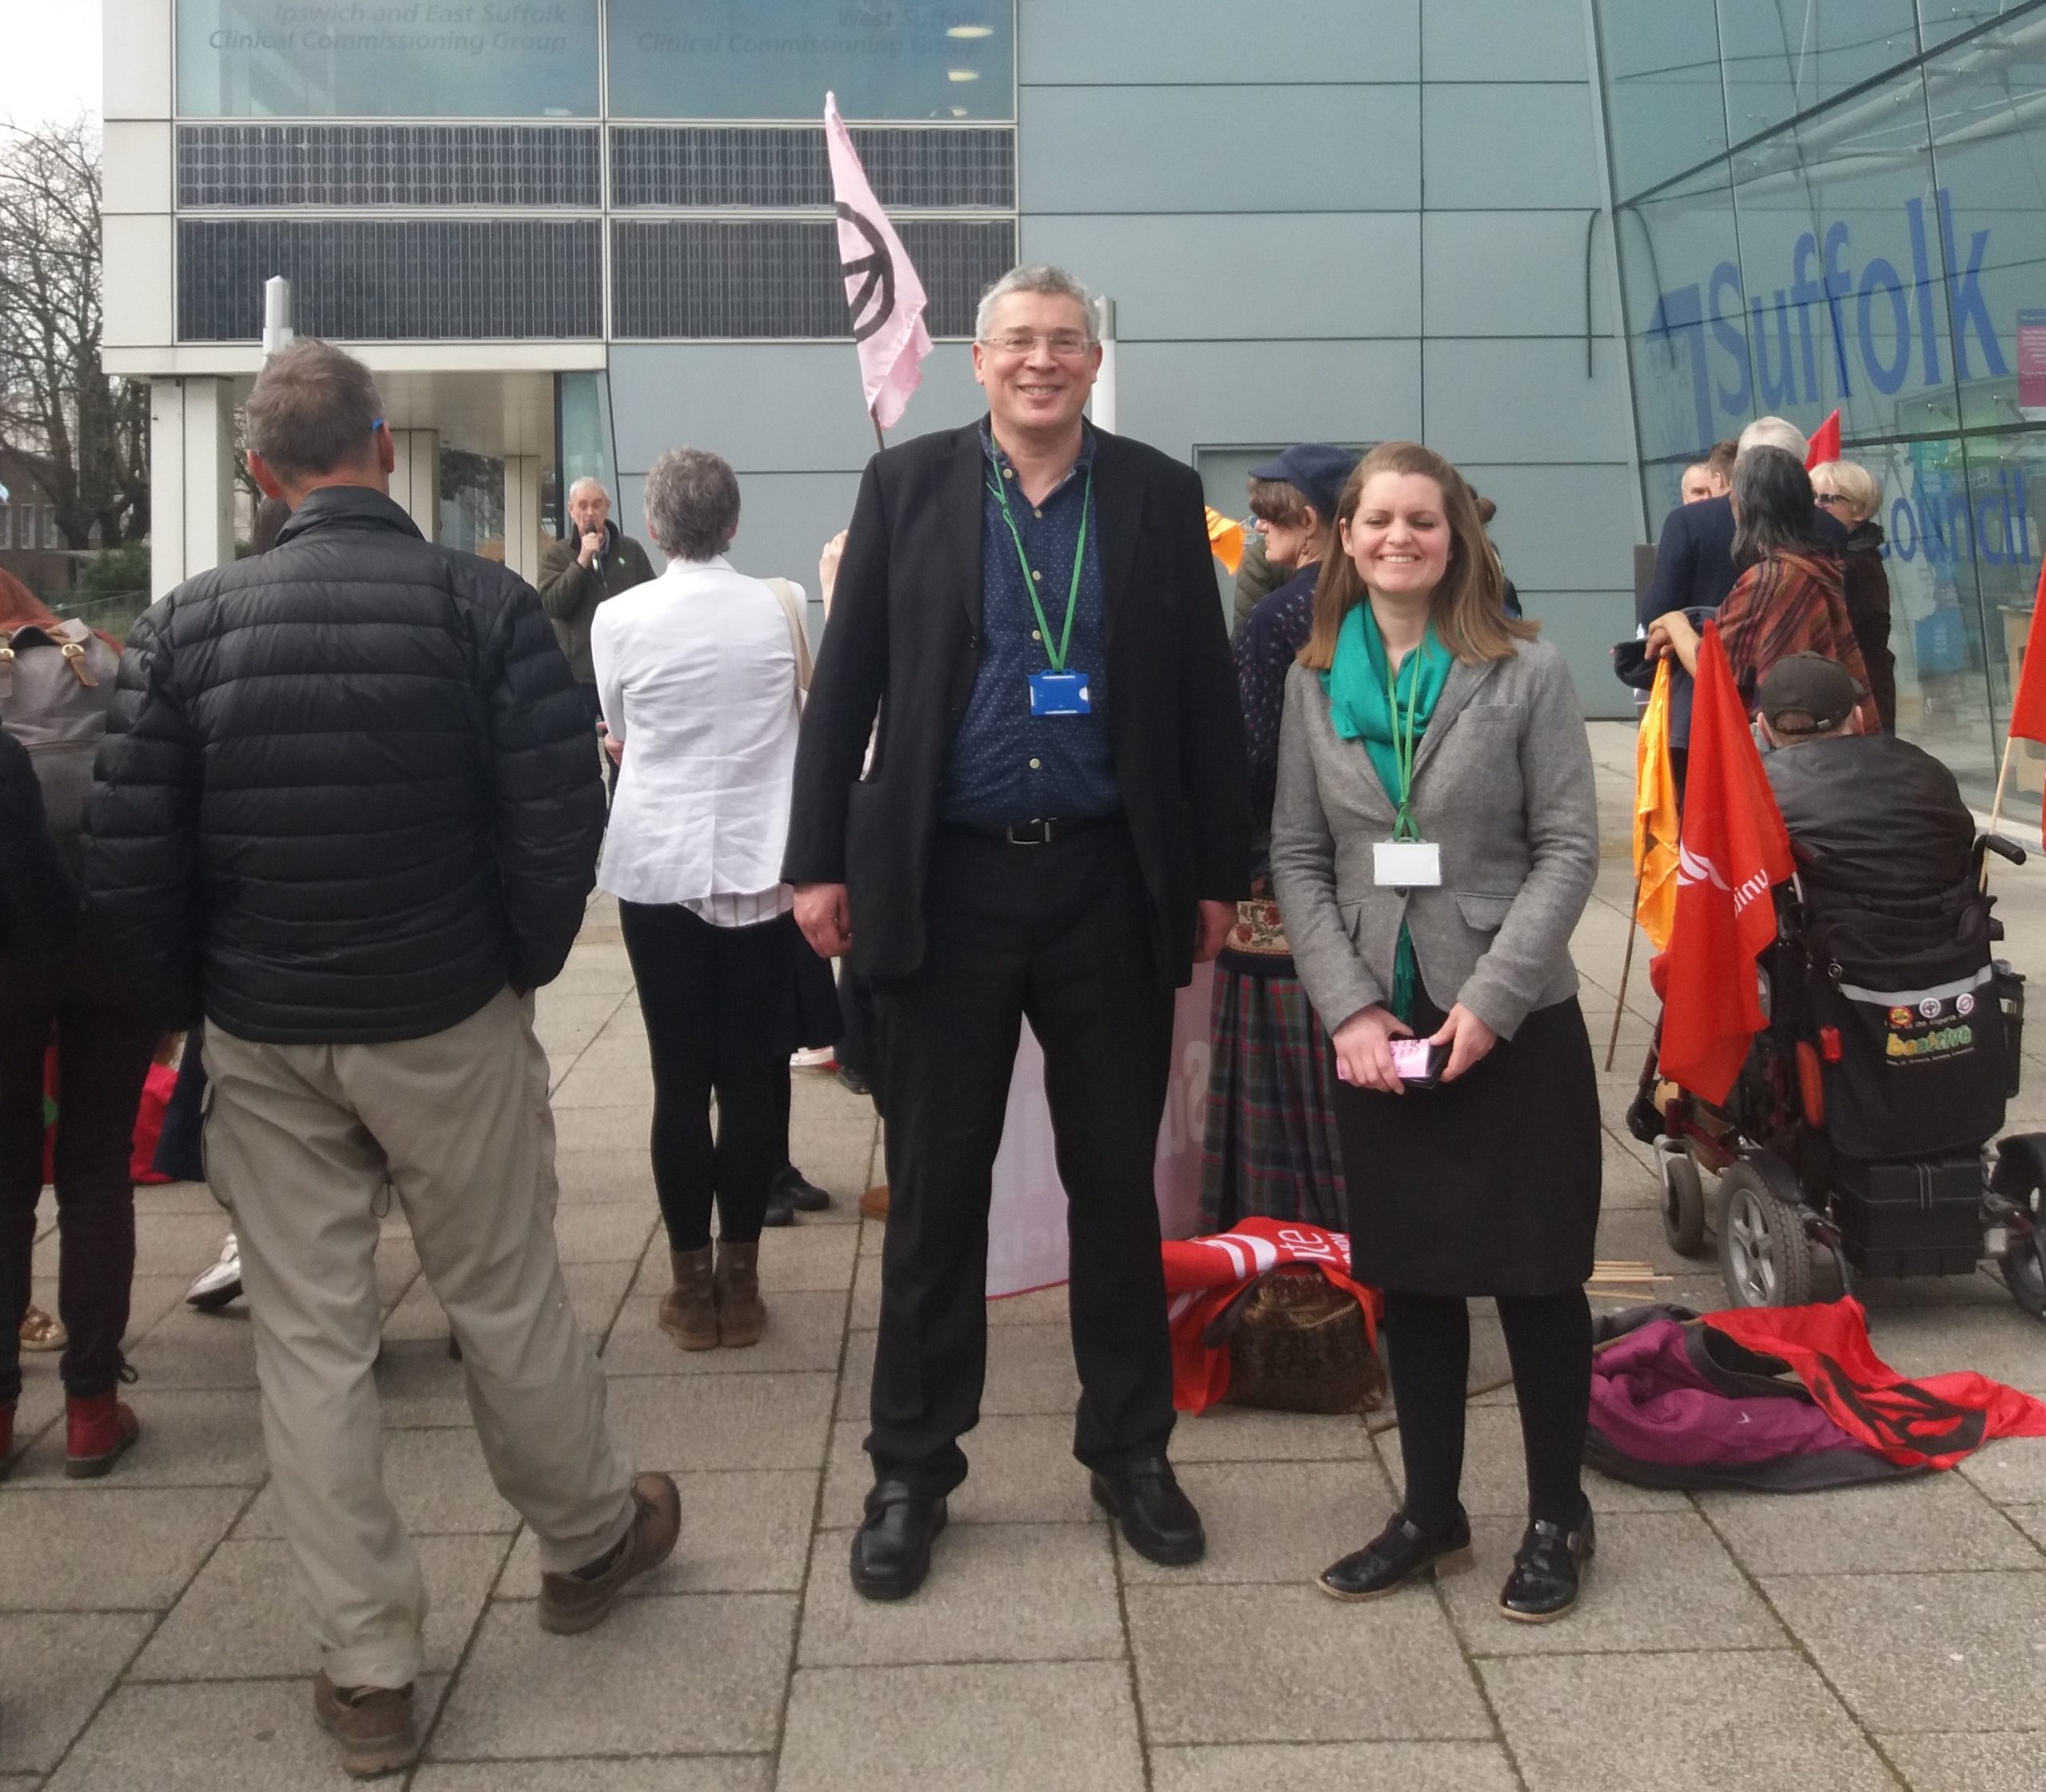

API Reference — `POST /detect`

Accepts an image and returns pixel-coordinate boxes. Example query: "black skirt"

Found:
[1331,988,1600,1298]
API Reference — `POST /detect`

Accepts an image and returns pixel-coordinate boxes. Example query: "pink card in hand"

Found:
[1389,1038,1433,1080]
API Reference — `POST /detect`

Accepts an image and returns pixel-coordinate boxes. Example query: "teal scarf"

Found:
[1320,604,1451,1024]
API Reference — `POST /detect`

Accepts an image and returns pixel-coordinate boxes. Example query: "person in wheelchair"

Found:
[1755,653,1973,903]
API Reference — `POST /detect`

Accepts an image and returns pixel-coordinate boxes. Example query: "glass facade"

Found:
[1592,0,2046,812]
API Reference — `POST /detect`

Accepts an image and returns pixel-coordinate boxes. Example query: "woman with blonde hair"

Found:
[1271,441,1602,1620]
[1809,458,1895,731]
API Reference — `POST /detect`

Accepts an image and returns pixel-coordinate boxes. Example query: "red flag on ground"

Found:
[1655,622,1794,1103]
[1804,408,1841,469]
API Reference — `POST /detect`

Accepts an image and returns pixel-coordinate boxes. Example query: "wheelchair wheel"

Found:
[1992,1138,2046,1320]
[1716,1161,1813,1308]
[1656,1140,1709,1257]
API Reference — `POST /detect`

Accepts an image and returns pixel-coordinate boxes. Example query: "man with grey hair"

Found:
[82,339,678,1778]
[786,264,1252,1599]
[539,475,656,728]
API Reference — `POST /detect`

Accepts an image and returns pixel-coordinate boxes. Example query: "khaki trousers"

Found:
[204,987,635,1689]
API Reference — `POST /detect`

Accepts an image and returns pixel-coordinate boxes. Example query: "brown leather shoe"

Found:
[658,1247,718,1352]
[537,1471,682,1635]
[65,1392,139,1479]
[715,1240,765,1348]
[859,1183,890,1221]
[312,1671,416,1779]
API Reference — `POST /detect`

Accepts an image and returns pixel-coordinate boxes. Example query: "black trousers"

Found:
[868,822,1176,1494]
[0,957,158,1405]
[1381,1286,1594,1530]
[619,902,797,1252]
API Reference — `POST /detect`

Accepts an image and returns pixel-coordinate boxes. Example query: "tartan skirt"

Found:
[1198,953,1347,1233]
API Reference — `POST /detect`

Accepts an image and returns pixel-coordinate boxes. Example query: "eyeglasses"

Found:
[978,330,1095,358]
[1813,491,1848,508]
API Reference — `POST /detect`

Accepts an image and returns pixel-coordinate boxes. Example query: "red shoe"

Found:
[66,1392,140,1479]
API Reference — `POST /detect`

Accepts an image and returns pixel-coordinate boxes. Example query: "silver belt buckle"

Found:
[1005,818,1053,846]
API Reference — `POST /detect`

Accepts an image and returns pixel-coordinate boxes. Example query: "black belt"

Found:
[945,814,1116,847]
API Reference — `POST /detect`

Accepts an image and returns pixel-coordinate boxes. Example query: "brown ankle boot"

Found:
[715,1240,765,1348]
[658,1248,718,1352]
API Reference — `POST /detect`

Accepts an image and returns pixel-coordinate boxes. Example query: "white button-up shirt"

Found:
[591,554,802,921]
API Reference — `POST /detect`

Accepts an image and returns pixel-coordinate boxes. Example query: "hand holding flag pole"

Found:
[825,93,933,453]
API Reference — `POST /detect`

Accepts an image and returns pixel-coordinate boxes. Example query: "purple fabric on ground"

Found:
[1590,1318,1870,1467]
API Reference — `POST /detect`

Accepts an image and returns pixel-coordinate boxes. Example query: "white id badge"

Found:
[1372,840,1443,887]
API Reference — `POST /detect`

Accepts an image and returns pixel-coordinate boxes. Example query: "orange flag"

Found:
[1804,409,1841,469]
[1656,623,1794,1104]
[1205,508,1246,576]
[1634,659,1680,951]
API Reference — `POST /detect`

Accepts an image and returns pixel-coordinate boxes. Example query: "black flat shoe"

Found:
[1319,1509,1474,1601]
[850,1480,947,1601]
[1499,1510,1595,1623]
[774,1167,832,1213]
[761,1191,796,1227]
[1090,1458,1205,1566]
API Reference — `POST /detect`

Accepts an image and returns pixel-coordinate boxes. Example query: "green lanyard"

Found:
[1385,643,1426,842]
[987,462,1093,674]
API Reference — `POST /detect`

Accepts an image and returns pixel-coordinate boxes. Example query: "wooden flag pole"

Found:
[1602,876,1644,1072]
[1984,731,2018,891]
[869,408,886,454]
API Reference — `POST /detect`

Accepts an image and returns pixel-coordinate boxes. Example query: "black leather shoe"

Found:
[774,1166,832,1213]
[849,1480,947,1601]
[1319,1509,1474,1601]
[1499,1510,1594,1623]
[1089,1458,1205,1566]
[761,1190,796,1227]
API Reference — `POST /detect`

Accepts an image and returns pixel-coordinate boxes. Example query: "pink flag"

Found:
[825,92,933,432]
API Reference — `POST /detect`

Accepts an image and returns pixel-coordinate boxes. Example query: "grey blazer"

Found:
[1270,636,1599,1041]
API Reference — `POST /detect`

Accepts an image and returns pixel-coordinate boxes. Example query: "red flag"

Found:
[1656,623,1794,1103]
[1803,408,1841,469]
[2005,557,2046,744]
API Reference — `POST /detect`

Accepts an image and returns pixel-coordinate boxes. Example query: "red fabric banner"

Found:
[1655,622,1793,1103]
[2003,558,2046,748]
[1803,408,1841,469]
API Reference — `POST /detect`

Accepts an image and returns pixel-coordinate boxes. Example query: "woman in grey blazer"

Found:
[1271,441,1602,1622]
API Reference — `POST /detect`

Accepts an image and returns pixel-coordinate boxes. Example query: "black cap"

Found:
[1246,444,1358,524]
[1755,652,1861,734]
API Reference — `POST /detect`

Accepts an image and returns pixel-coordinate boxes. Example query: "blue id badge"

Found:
[1029,671,1093,716]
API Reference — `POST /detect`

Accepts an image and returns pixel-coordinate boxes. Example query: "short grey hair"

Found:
[567,476,608,503]
[642,448,740,561]
[1737,414,1807,463]
[243,340,384,481]
[974,264,1097,343]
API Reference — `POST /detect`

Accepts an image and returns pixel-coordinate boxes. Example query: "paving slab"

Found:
[0,1485,245,1610]
[125,1299,261,1389]
[749,1221,859,1292]
[1374,1404,1690,1518]
[129,1532,510,1681]
[820,1413,1101,1527]
[1118,1459,1384,1587]
[553,1147,659,1202]
[1957,1435,2046,1506]
[1763,1570,2046,1733]
[1483,1640,1893,1790]
[1439,1511,1786,1656]
[605,1372,835,1472]
[551,1202,660,1264]
[798,1520,1121,1666]
[497,1469,818,1598]
[414,1762,770,1792]
[1698,1472,2042,1575]
[1169,1403,1374,1463]
[1150,1740,1520,1792]
[234,1424,519,1539]
[776,1662,1145,1792]
[427,1594,794,1759]
[1125,1582,1491,1744]
[2005,1503,2046,1551]
[1879,1731,2046,1791]
[43,1675,448,1791]
[0,1611,153,1774]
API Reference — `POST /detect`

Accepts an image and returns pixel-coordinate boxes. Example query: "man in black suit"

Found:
[786,263,1251,1599]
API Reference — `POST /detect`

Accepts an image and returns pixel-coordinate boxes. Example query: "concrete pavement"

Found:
[6,721,2046,1790]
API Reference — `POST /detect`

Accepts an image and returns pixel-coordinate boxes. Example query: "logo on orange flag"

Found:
[1656,622,1794,1105]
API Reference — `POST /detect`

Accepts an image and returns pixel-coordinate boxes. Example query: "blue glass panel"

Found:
[177,0,600,117]
[607,1,1014,121]
[1920,1,2039,52]
[1715,0,1918,145]
[1593,0,1730,200]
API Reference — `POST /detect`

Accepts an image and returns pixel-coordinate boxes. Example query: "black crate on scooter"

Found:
[1832,1155,1984,1278]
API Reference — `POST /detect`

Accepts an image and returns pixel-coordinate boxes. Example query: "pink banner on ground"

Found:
[985,975,1214,1298]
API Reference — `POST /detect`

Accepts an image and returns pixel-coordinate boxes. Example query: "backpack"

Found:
[0,618,121,879]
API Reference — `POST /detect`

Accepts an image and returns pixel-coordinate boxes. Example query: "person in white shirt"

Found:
[591,448,804,1352]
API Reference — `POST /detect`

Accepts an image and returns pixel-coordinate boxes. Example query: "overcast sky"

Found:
[1,11,102,133]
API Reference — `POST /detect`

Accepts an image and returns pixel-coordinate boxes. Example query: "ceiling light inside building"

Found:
[948,69,981,82]
[948,25,994,38]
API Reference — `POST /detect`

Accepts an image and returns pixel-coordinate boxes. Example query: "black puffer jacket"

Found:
[82,488,604,1042]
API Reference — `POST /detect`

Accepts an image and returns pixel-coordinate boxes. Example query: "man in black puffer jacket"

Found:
[82,341,678,1778]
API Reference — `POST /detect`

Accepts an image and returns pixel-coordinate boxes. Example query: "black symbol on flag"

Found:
[836,202,896,343]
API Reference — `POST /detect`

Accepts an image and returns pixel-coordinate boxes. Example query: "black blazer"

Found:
[783,421,1252,988]
[1638,493,1849,627]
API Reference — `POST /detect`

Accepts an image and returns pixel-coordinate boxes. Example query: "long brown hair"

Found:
[1298,441,1538,670]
